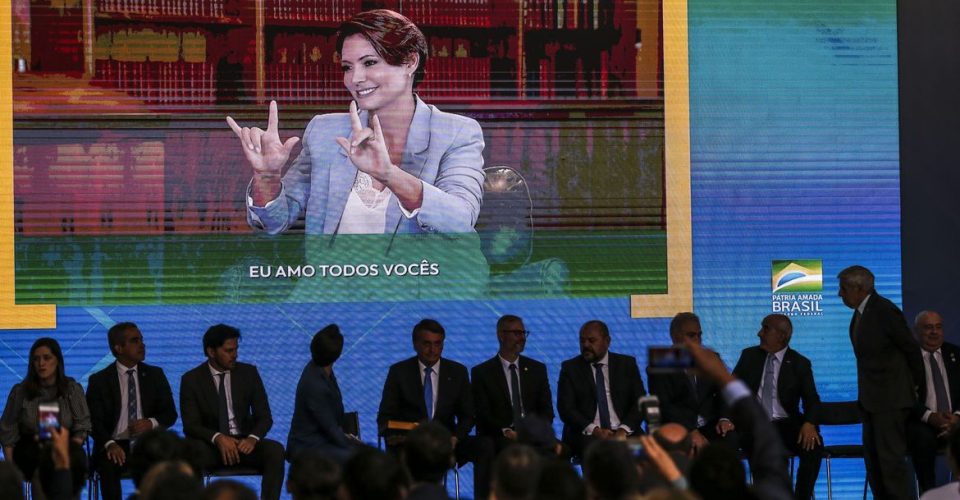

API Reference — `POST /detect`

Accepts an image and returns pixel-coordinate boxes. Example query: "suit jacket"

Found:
[732,346,821,424]
[86,361,178,451]
[471,355,554,438]
[850,292,924,413]
[286,362,351,463]
[377,357,474,441]
[557,352,646,444]
[247,95,485,235]
[647,359,725,431]
[180,361,274,443]
[726,390,793,500]
[916,341,960,418]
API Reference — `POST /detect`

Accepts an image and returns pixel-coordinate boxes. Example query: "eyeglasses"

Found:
[501,329,531,338]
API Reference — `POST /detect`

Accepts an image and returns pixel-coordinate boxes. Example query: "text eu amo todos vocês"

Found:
[248,261,441,279]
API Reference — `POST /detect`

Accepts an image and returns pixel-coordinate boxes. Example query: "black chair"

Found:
[818,401,867,500]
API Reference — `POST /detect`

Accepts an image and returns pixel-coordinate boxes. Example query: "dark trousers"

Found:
[907,418,946,493]
[93,440,131,500]
[193,436,285,500]
[862,408,911,500]
[774,417,822,500]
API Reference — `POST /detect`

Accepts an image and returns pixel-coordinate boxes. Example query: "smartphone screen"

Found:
[37,403,60,441]
[647,345,694,373]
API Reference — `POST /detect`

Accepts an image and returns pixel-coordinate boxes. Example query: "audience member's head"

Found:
[343,446,408,500]
[655,423,693,457]
[689,444,754,500]
[311,324,345,367]
[492,444,543,500]
[201,479,259,500]
[583,440,640,500]
[128,430,200,488]
[533,457,585,500]
[0,461,24,499]
[140,460,202,500]
[403,421,453,485]
[287,451,342,500]
[948,426,960,475]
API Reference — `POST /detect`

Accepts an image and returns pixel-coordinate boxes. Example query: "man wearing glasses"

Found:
[471,314,554,498]
[557,319,647,459]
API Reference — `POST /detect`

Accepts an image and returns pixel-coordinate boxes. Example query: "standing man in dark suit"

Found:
[472,314,554,497]
[287,324,359,464]
[180,324,285,500]
[377,319,475,491]
[557,319,646,458]
[908,310,960,493]
[86,322,177,500]
[732,314,822,500]
[647,312,737,453]
[838,265,923,500]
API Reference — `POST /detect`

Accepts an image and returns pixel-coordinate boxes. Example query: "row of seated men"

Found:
[2,307,954,500]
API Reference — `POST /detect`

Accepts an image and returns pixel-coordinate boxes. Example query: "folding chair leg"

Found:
[453,467,460,500]
[826,457,832,500]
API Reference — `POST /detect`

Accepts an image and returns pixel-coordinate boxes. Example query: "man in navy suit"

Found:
[287,324,358,464]
[732,314,822,500]
[86,322,177,500]
[557,320,646,458]
[838,265,923,500]
[647,312,738,454]
[180,324,285,500]
[472,314,555,498]
[377,319,475,490]
[908,310,960,493]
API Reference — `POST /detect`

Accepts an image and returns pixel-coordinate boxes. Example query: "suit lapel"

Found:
[229,368,243,429]
[200,365,221,421]
[108,363,122,423]
[493,358,511,408]
[411,358,429,418]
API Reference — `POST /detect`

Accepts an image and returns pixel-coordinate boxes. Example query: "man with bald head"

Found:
[557,320,646,458]
[908,310,960,493]
[732,314,822,499]
[838,265,923,500]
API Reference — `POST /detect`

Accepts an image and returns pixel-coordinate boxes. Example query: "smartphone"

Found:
[37,403,60,441]
[647,345,694,373]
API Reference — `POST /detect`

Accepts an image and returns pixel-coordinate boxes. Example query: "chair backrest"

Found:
[817,401,861,426]
[344,411,360,439]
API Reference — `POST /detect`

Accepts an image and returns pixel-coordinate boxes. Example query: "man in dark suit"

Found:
[472,314,554,497]
[838,265,923,500]
[86,322,177,500]
[647,312,737,453]
[557,319,646,458]
[377,319,475,491]
[287,324,358,464]
[732,314,822,500]
[907,310,960,493]
[180,324,285,500]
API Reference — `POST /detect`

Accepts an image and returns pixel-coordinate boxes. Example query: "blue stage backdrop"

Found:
[3,0,899,498]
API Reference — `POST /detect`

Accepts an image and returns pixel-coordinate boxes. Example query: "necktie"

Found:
[929,352,950,413]
[761,353,777,418]
[509,364,523,427]
[126,369,138,431]
[594,363,612,429]
[424,366,434,420]
[217,372,230,434]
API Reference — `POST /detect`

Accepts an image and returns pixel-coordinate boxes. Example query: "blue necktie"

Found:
[594,363,612,429]
[424,366,434,420]
[126,369,138,431]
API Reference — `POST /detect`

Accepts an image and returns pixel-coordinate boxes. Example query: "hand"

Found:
[237,436,258,455]
[49,426,71,471]
[214,434,240,466]
[715,419,735,437]
[105,442,126,466]
[335,101,394,181]
[128,419,153,437]
[226,101,301,177]
[591,427,613,439]
[690,429,709,454]
[503,429,518,441]
[929,412,951,432]
[685,340,735,386]
[639,434,683,482]
[796,422,822,451]
[613,428,629,440]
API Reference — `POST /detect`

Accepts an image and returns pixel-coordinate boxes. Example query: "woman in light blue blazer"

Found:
[228,9,485,236]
